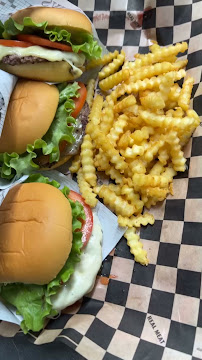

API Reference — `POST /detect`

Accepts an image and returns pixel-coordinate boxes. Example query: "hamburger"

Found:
[0,173,102,333]
[0,79,89,179]
[0,7,102,82]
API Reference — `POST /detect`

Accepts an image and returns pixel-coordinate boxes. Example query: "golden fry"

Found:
[129,61,180,82]
[130,126,154,144]
[99,50,125,80]
[86,79,96,109]
[139,110,196,130]
[129,159,147,175]
[133,42,188,68]
[149,161,165,175]
[99,68,129,91]
[107,114,128,147]
[105,166,125,184]
[100,106,115,134]
[140,186,168,200]
[119,212,155,228]
[81,134,97,186]
[77,168,98,208]
[88,123,128,173]
[94,150,109,171]
[117,130,132,149]
[124,228,149,265]
[114,95,136,113]
[133,173,169,190]
[165,131,186,172]
[144,136,165,162]
[69,154,81,173]
[140,91,165,110]
[87,94,103,127]
[158,146,170,165]
[86,50,119,70]
[178,77,194,111]
[121,184,144,213]
[99,185,135,217]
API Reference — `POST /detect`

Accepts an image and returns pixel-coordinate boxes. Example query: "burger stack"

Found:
[0,6,103,333]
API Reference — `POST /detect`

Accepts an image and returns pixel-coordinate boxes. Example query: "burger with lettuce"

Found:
[0,6,102,82]
[0,78,89,179]
[0,173,102,333]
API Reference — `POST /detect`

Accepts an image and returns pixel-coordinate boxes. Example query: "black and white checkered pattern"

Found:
[0,1,202,359]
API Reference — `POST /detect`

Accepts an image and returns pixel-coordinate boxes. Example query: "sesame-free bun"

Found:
[0,80,59,154]
[0,61,84,82]
[0,182,72,285]
[12,7,92,34]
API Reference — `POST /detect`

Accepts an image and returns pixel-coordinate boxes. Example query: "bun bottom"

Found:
[39,154,72,171]
[0,61,84,82]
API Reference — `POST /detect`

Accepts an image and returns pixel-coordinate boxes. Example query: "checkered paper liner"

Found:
[0,0,202,359]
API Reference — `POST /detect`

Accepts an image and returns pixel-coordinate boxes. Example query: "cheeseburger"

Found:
[0,174,102,333]
[0,79,89,179]
[0,7,102,82]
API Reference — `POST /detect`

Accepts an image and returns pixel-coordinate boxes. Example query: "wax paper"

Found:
[0,1,202,360]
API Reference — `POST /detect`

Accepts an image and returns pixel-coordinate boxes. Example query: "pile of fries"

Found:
[70,42,200,265]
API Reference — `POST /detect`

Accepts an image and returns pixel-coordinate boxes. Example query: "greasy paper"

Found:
[0,1,202,360]
[0,71,17,137]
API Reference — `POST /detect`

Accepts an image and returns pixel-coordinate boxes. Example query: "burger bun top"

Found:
[12,7,92,34]
[0,80,59,154]
[0,182,73,285]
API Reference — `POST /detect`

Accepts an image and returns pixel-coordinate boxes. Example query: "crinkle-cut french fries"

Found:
[99,68,130,91]
[81,134,97,187]
[133,42,188,68]
[118,212,155,228]
[105,166,125,184]
[86,50,119,70]
[88,123,128,173]
[107,114,128,147]
[128,61,187,83]
[75,42,200,266]
[77,168,98,208]
[139,110,197,130]
[178,76,194,111]
[140,186,169,200]
[114,95,136,113]
[87,94,103,126]
[69,154,81,173]
[100,106,114,134]
[98,185,135,217]
[140,91,165,110]
[106,69,186,105]
[86,79,96,109]
[165,131,186,172]
[149,161,165,175]
[133,173,170,190]
[124,228,149,266]
[99,50,125,80]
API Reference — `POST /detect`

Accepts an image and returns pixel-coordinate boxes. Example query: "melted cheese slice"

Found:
[0,45,85,77]
[51,213,103,311]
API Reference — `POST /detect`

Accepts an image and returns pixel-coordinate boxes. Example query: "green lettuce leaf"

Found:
[0,174,85,333]
[3,17,102,59]
[0,284,57,333]
[0,82,80,180]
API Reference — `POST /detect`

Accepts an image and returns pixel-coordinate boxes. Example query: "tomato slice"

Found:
[0,39,33,48]
[17,34,73,52]
[71,82,87,119]
[68,190,93,247]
